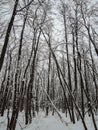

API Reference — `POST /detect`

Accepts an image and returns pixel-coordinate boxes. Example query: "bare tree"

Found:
[0,0,19,72]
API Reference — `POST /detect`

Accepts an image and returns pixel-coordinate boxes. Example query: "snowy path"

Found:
[0,112,98,130]
[20,115,70,130]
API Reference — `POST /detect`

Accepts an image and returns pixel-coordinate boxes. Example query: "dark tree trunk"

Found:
[0,0,19,72]
[63,7,75,123]
[1,53,12,116]
[46,52,51,116]
[25,29,41,124]
[0,61,8,113]
[8,9,28,130]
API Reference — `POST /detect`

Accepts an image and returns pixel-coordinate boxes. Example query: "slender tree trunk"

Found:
[25,29,41,124]
[72,32,78,101]
[0,61,8,113]
[89,40,98,111]
[51,63,55,115]
[46,52,51,116]
[77,53,85,118]
[63,6,75,123]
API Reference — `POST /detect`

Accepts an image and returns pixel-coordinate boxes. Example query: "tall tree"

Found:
[0,0,19,71]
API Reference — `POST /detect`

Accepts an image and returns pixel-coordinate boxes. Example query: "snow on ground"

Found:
[0,111,98,130]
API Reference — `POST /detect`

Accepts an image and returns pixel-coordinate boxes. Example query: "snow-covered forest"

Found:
[0,0,98,130]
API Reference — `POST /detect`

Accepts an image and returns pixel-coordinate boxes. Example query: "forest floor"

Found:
[0,111,98,130]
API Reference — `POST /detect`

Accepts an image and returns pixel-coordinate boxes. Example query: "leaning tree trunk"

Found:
[0,0,19,72]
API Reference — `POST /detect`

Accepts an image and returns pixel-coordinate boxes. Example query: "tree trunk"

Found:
[0,0,19,71]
